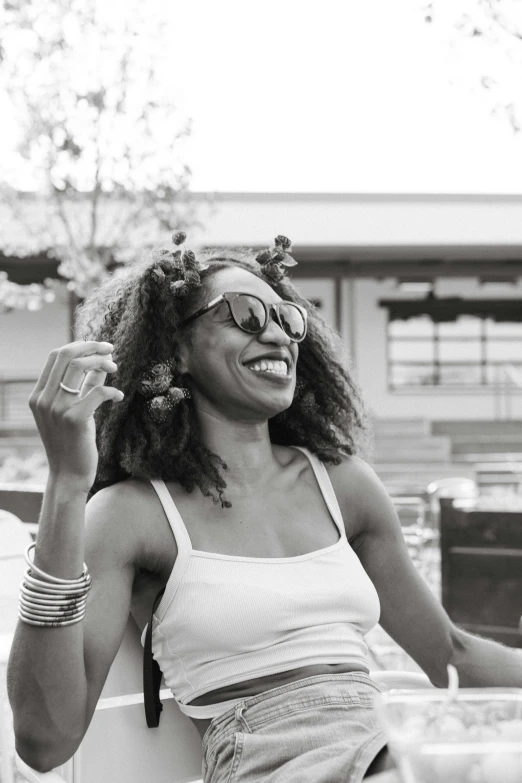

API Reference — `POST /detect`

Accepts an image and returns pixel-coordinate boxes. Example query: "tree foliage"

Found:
[0,0,201,309]
[423,1,522,134]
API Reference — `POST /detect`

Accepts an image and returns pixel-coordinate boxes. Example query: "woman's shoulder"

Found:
[274,444,375,488]
[324,453,386,539]
[89,476,158,511]
[324,451,374,482]
[86,477,175,564]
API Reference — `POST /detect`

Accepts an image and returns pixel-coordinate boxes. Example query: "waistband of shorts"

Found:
[201,671,383,755]
[178,695,245,719]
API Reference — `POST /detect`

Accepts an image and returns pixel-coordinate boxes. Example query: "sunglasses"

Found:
[182,291,308,343]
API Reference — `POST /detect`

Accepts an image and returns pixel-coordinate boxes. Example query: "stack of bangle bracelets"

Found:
[19,543,91,627]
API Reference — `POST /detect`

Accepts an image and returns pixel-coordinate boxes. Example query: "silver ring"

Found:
[60,382,81,395]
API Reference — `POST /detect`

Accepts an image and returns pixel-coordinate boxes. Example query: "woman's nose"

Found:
[257,310,291,345]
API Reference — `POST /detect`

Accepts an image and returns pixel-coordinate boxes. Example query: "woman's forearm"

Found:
[450,628,522,687]
[7,477,90,770]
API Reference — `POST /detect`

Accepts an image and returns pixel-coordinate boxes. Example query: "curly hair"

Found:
[75,246,370,507]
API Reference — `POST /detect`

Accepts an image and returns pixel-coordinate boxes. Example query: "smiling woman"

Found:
[73,235,368,509]
[10,232,522,782]
[19,233,522,782]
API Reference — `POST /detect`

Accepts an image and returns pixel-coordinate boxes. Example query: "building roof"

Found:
[3,192,522,283]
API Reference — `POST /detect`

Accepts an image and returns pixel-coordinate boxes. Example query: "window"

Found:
[386,314,522,390]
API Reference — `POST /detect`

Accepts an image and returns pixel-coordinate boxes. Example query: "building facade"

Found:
[2,191,522,420]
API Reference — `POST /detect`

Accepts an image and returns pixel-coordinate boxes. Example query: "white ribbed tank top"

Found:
[140,446,381,719]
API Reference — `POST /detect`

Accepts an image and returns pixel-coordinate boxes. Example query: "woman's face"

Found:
[180,267,299,422]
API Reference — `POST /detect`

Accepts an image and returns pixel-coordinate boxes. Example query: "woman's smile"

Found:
[244,360,293,383]
[241,349,293,386]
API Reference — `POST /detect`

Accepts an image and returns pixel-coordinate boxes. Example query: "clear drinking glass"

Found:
[374,688,522,783]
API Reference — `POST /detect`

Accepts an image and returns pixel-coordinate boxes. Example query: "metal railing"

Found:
[494,363,522,420]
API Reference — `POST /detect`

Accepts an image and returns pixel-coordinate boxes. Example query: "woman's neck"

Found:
[195,408,281,490]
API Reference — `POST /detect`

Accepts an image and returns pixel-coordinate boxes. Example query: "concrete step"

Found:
[454,452,522,463]
[372,435,452,463]
[374,463,477,493]
[451,435,522,454]
[432,420,522,438]
[371,418,431,438]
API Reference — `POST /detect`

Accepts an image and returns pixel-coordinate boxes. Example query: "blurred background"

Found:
[1,0,522,779]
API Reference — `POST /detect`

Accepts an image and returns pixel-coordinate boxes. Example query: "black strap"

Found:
[143,587,165,728]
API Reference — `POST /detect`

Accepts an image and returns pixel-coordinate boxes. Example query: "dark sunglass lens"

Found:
[232,295,266,332]
[279,304,306,340]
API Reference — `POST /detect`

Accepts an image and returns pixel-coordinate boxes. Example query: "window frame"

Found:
[386,313,522,393]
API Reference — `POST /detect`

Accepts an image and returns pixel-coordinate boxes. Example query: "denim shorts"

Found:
[201,673,388,783]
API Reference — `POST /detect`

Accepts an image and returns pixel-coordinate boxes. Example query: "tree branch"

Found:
[89,92,104,259]
[482,0,522,41]
[50,187,80,255]
[1,0,196,301]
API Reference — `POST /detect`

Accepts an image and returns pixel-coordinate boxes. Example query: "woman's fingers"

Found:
[30,341,115,405]
[30,341,114,400]
[72,383,124,419]
[27,341,125,490]
[79,368,109,400]
[30,350,64,399]
[59,354,117,398]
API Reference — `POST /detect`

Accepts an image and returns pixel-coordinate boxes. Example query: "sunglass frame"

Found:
[182,291,308,342]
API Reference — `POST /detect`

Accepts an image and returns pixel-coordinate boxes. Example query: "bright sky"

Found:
[166,0,522,192]
[4,0,522,193]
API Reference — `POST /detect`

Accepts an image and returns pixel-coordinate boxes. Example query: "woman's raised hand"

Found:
[29,341,124,493]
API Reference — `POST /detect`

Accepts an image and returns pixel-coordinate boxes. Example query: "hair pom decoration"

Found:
[146,395,173,424]
[137,360,191,424]
[182,249,196,267]
[255,249,272,264]
[256,235,298,281]
[167,387,191,405]
[275,235,292,250]
[182,246,209,272]
[137,362,173,396]
[145,387,191,423]
[152,232,204,296]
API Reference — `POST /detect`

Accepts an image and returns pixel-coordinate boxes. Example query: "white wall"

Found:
[0,284,70,377]
[292,278,336,328]
[193,193,522,249]
[6,193,522,253]
[353,277,522,420]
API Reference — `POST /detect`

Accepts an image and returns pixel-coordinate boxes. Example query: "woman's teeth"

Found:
[247,359,288,376]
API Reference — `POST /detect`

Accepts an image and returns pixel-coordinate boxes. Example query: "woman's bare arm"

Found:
[329,456,522,688]
[7,481,141,772]
[6,340,137,771]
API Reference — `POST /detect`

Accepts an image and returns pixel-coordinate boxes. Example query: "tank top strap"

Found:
[291,446,347,540]
[149,479,192,554]
[148,478,193,621]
